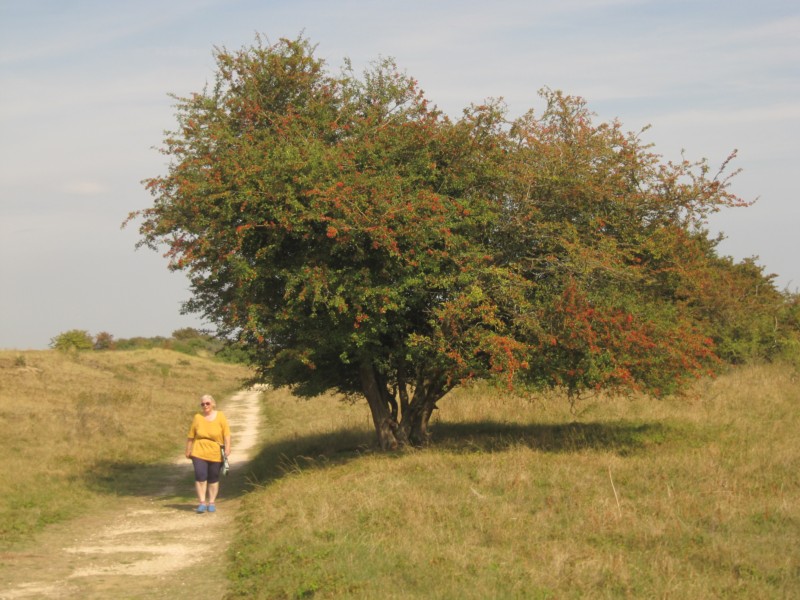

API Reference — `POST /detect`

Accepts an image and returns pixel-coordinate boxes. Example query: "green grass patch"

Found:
[229,364,800,598]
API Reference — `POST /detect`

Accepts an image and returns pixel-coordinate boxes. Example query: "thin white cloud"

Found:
[61,181,109,196]
[654,103,800,126]
[730,13,800,42]
[0,0,227,66]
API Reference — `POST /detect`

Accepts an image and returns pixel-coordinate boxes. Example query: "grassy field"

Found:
[0,348,251,546]
[231,364,800,599]
[2,350,797,598]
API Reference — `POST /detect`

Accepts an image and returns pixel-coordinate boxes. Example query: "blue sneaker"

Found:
[207,504,216,513]
[196,503,207,513]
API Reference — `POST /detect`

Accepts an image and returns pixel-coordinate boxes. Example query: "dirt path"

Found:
[1,389,263,600]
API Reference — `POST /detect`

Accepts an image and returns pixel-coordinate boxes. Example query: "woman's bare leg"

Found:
[195,480,208,504]
[207,482,219,504]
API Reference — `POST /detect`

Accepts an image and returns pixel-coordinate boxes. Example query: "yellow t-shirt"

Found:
[187,411,230,462]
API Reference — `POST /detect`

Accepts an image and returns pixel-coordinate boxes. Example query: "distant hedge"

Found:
[50,328,249,364]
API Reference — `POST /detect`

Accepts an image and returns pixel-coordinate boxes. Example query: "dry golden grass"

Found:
[230,364,800,599]
[4,350,797,597]
[0,349,251,546]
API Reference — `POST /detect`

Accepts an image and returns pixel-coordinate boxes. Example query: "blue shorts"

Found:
[191,457,222,484]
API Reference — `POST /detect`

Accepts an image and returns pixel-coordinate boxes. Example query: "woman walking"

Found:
[185,394,231,513]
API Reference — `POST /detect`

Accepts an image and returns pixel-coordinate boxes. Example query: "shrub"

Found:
[93,331,116,350]
[50,329,93,352]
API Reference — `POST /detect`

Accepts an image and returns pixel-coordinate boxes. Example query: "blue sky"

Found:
[1,0,798,349]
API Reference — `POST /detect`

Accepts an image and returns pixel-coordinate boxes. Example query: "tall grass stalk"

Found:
[231,364,799,598]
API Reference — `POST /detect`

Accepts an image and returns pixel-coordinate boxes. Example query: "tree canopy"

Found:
[131,35,796,449]
[50,329,94,352]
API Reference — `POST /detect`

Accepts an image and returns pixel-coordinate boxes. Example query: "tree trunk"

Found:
[408,398,436,446]
[359,361,404,450]
[399,377,443,447]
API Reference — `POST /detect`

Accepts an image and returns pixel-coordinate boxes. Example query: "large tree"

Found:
[132,36,766,449]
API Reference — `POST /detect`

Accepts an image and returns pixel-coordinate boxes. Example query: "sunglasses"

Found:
[200,402,212,406]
